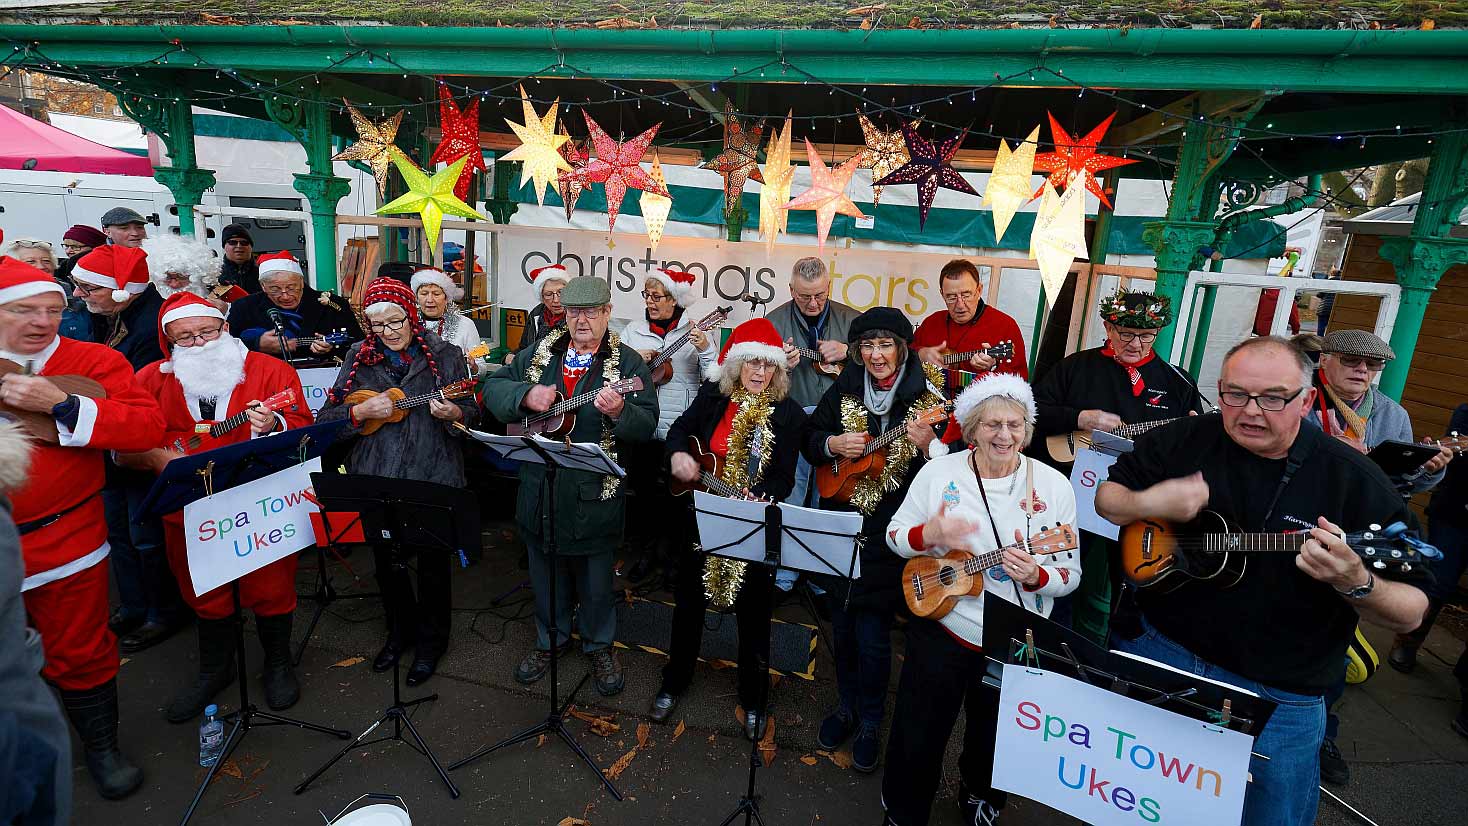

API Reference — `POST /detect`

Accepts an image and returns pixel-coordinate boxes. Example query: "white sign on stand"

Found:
[1070,447,1122,540]
[182,458,321,596]
[992,664,1253,826]
[295,367,341,415]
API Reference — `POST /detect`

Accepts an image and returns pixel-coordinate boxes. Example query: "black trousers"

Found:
[373,545,452,658]
[882,618,1006,826]
[622,439,674,563]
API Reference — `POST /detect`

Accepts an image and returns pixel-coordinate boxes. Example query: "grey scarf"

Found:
[863,360,907,430]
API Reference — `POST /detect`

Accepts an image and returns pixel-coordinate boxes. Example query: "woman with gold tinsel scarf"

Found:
[801,307,951,774]
[652,318,807,740]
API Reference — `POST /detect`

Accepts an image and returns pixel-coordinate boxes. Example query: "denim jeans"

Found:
[828,599,892,725]
[104,483,183,626]
[1115,617,1326,826]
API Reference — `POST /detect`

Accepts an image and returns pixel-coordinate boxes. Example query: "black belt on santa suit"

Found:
[16,493,98,536]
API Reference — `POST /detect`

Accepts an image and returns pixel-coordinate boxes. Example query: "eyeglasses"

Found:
[858,341,898,355]
[793,291,828,304]
[262,284,303,297]
[641,290,671,302]
[73,282,107,296]
[1337,355,1386,371]
[1115,330,1158,344]
[566,307,605,319]
[170,323,225,347]
[942,290,977,303]
[1218,387,1305,412]
[61,242,89,254]
[542,288,564,300]
[223,239,251,247]
[2,306,64,321]
[976,420,1026,434]
[368,318,408,334]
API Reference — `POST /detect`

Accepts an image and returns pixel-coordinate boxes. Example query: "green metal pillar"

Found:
[265,93,351,291]
[1378,131,1468,399]
[113,84,215,237]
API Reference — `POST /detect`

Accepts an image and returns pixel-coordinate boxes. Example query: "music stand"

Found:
[447,431,627,800]
[294,473,479,799]
[691,492,863,826]
[136,425,354,826]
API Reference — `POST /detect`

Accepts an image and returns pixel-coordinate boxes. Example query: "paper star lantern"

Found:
[376,150,483,261]
[982,124,1040,244]
[1031,112,1137,209]
[1029,178,1089,304]
[783,139,866,254]
[757,112,794,253]
[640,153,673,252]
[428,83,486,201]
[499,85,571,207]
[333,100,403,198]
[577,112,667,232]
[555,126,588,222]
[873,122,978,230]
[700,101,764,218]
[854,113,912,207]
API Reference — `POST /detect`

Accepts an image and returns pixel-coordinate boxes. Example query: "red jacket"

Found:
[910,305,1029,383]
[135,348,313,457]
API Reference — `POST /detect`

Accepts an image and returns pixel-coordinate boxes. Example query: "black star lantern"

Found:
[873,122,979,229]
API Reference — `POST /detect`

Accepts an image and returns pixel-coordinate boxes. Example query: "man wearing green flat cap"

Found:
[483,276,657,697]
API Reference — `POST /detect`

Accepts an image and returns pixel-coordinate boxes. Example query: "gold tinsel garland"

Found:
[702,388,776,610]
[838,363,945,516]
[524,327,625,500]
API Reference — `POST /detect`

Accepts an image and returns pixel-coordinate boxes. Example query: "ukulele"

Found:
[285,329,352,351]
[815,403,954,502]
[1118,510,1440,594]
[1045,410,1213,464]
[506,376,646,438]
[648,306,733,386]
[903,525,1079,619]
[170,388,301,453]
[1421,432,1468,457]
[790,345,845,377]
[668,435,764,499]
[345,378,477,436]
[935,340,1016,370]
[0,358,108,444]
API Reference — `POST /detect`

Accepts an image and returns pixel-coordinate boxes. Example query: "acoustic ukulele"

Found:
[1045,409,1215,464]
[0,358,108,444]
[171,388,301,453]
[790,345,845,378]
[815,403,954,502]
[648,306,733,386]
[345,378,477,436]
[285,329,353,351]
[1421,432,1468,458]
[935,340,1016,371]
[903,525,1079,619]
[506,376,646,438]
[667,435,767,500]
[1117,510,1439,594]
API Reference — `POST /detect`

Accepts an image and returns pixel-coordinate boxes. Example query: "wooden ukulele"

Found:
[0,358,107,444]
[1118,510,1440,594]
[345,378,477,436]
[668,435,759,499]
[815,403,954,502]
[171,388,301,453]
[790,345,845,377]
[1421,432,1468,457]
[648,306,732,386]
[936,340,1016,371]
[903,525,1078,619]
[1046,411,1205,464]
[506,376,646,438]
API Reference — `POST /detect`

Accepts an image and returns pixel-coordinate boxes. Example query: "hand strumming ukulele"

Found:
[934,340,1016,372]
[790,345,845,378]
[172,388,301,453]
[648,306,733,386]
[815,403,954,503]
[0,358,107,444]
[667,435,764,500]
[506,376,645,438]
[903,525,1078,619]
[1118,510,1440,594]
[346,379,477,436]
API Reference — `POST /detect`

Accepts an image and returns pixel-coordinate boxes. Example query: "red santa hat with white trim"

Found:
[530,264,570,297]
[257,250,303,281]
[72,245,151,303]
[706,317,786,381]
[0,235,67,306]
[645,268,697,308]
[155,291,226,373]
[410,267,464,301]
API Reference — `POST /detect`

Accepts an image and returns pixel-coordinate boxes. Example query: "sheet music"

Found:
[459,428,625,477]
[692,492,862,578]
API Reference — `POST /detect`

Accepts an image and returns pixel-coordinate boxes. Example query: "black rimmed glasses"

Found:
[171,323,226,347]
[368,318,408,334]
[1217,387,1305,412]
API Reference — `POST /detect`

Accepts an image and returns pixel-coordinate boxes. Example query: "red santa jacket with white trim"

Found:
[135,349,313,458]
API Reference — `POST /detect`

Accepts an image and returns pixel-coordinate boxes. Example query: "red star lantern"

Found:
[1031,112,1137,209]
[428,83,486,200]
[577,112,667,232]
[555,126,589,222]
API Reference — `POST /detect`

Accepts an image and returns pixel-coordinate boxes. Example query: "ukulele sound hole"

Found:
[937,565,957,588]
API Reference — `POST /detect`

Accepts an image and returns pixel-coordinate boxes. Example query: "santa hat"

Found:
[72,245,151,302]
[530,264,570,298]
[645,268,697,308]
[257,250,303,280]
[953,372,1037,428]
[362,276,421,326]
[410,267,464,301]
[155,292,226,373]
[707,317,786,381]
[0,252,66,306]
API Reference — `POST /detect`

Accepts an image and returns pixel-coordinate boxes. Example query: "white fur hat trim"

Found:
[411,267,463,301]
[705,341,786,381]
[953,372,1037,426]
[644,269,696,308]
[530,265,570,298]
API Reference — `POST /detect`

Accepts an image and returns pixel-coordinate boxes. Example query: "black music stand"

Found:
[136,424,354,826]
[691,492,863,826]
[447,431,627,800]
[294,473,479,799]
[292,508,378,665]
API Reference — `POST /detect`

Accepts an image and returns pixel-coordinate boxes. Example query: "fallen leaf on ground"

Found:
[636,722,651,749]
[558,819,590,826]
[624,588,634,605]
[569,708,620,736]
[817,749,853,769]
[800,754,819,766]
[329,656,365,668]
[672,720,686,743]
[218,759,244,779]
[758,717,777,767]
[537,734,547,748]
[605,746,639,779]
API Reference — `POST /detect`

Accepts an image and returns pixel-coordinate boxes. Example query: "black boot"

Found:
[255,612,300,711]
[165,618,237,723]
[60,677,144,800]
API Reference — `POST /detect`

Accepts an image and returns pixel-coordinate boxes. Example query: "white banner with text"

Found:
[183,458,321,596]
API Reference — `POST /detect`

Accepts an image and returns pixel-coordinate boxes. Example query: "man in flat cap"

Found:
[99,207,148,249]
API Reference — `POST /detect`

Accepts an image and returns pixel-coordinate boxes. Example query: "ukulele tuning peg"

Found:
[1372,560,1387,570]
[1390,549,1402,558]
[1369,523,1381,532]
[1401,563,1413,573]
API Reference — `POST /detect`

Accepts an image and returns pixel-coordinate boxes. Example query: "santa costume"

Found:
[0,249,165,800]
[134,292,313,721]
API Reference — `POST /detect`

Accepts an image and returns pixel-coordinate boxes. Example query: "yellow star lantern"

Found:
[757,112,794,253]
[640,153,673,252]
[1029,177,1088,304]
[783,138,866,255]
[983,125,1039,245]
[332,100,403,197]
[375,150,484,262]
[499,85,571,207]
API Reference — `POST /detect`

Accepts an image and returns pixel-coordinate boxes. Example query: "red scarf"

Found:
[1101,344,1155,397]
[872,372,898,391]
[542,310,565,329]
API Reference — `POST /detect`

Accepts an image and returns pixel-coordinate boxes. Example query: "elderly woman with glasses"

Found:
[882,373,1079,826]
[225,251,362,362]
[3,238,89,339]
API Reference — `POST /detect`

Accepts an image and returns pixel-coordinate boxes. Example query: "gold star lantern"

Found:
[1029,177,1088,304]
[757,112,794,253]
[982,125,1040,245]
[333,100,403,197]
[854,113,911,207]
[500,85,571,207]
[640,153,673,252]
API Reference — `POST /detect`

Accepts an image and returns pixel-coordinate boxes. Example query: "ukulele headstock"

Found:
[1026,524,1079,555]
[1347,521,1443,574]
[988,340,1015,363]
[439,379,478,400]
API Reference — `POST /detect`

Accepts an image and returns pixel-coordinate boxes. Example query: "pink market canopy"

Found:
[0,104,153,175]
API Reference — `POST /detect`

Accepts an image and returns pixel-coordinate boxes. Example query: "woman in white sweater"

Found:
[881,372,1079,826]
[411,268,485,376]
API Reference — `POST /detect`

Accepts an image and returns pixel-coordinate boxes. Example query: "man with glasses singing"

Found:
[226,250,361,363]
[911,258,1028,389]
[1097,336,1429,826]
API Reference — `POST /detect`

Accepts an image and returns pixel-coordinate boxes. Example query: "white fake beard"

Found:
[172,335,248,404]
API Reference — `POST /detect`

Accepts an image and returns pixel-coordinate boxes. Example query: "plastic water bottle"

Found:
[198,704,224,767]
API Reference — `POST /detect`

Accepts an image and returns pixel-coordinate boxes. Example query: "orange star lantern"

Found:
[577,112,667,232]
[428,83,486,200]
[1031,112,1137,209]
